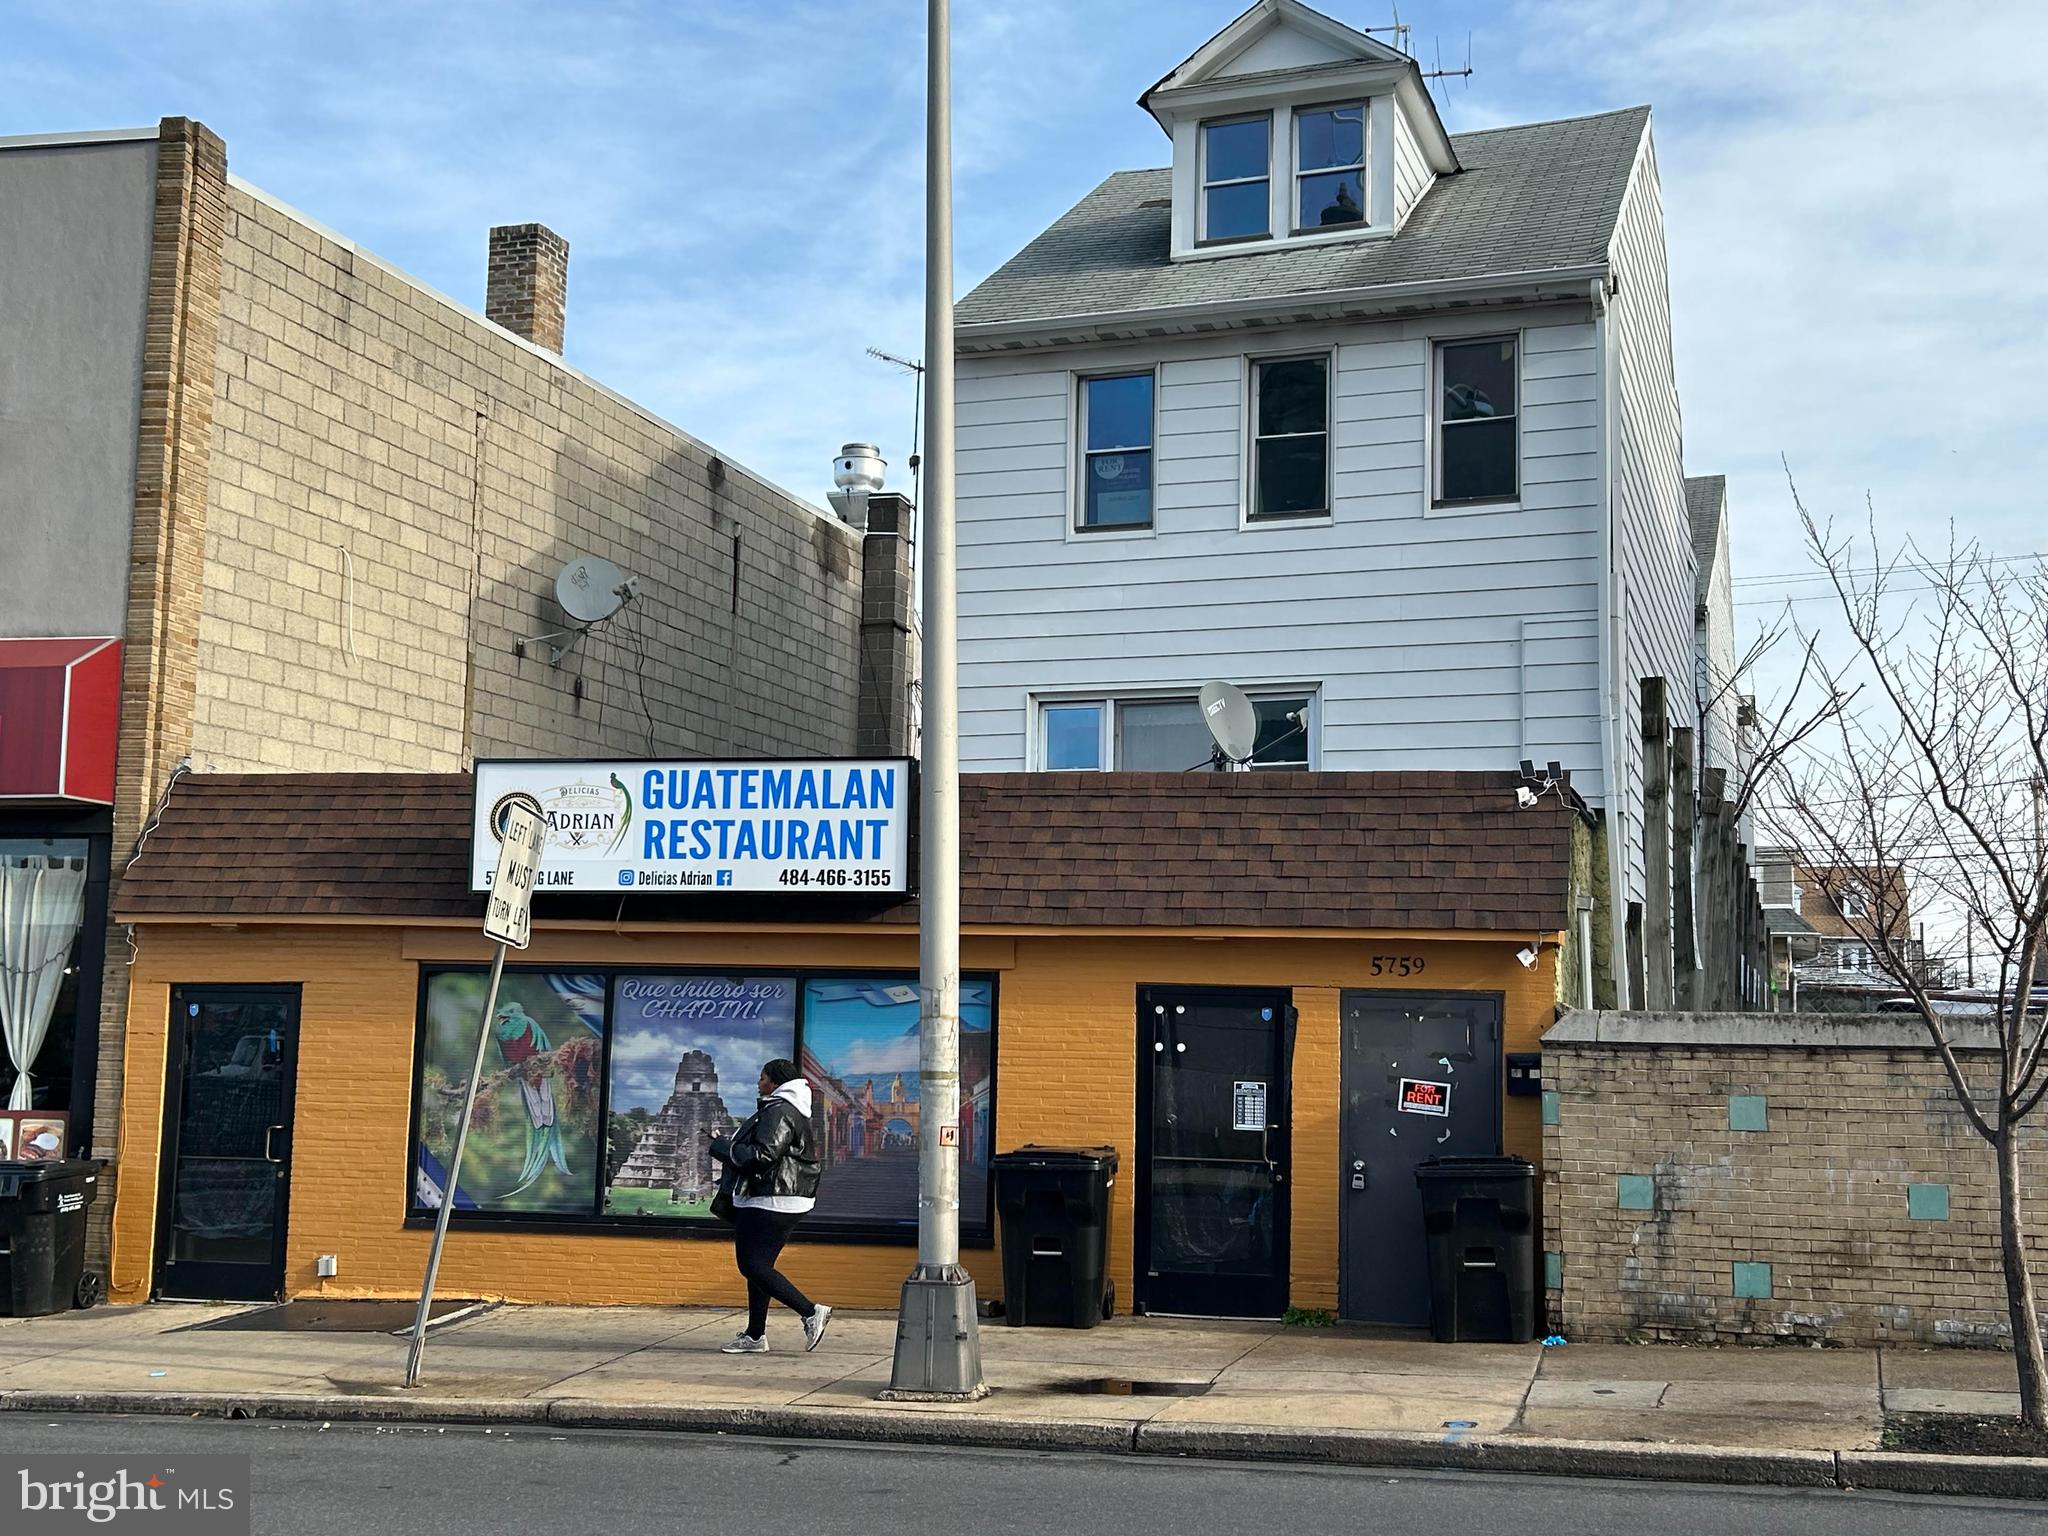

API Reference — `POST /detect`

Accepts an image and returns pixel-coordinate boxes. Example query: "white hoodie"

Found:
[733,1078,816,1214]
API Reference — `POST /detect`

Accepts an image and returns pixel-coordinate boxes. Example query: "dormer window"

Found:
[1295,102,1366,230]
[1200,116,1271,242]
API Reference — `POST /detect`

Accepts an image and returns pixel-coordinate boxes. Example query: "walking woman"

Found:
[710,1058,831,1353]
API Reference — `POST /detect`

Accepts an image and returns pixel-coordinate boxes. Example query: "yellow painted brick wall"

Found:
[113,923,1555,1313]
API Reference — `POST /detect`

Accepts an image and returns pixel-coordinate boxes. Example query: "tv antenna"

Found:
[516,553,639,666]
[1197,681,1259,772]
[1192,680,1312,772]
[865,345,925,512]
[1362,1,1410,55]
[1423,33,1475,113]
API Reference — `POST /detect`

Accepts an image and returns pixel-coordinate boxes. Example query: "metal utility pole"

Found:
[883,0,984,1402]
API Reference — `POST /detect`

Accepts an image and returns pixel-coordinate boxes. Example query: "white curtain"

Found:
[0,855,89,1112]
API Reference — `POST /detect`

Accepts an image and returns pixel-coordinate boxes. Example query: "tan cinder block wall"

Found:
[189,183,862,775]
[112,922,1553,1310]
[1542,1013,2048,1347]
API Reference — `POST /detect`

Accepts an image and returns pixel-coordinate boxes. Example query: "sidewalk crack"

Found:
[1505,1342,1544,1433]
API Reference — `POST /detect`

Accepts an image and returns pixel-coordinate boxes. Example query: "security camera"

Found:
[1515,785,1539,809]
[1516,945,1540,969]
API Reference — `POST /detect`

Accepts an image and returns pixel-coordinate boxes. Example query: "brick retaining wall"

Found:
[1541,1012,2048,1347]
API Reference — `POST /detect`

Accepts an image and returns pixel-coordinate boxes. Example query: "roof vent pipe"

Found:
[828,442,886,528]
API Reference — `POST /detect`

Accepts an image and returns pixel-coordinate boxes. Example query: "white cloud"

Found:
[822,1033,921,1079]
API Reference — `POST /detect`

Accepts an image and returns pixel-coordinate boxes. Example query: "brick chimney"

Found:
[485,223,569,352]
[858,492,917,757]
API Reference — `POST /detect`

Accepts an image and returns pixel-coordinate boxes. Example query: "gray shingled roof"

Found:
[958,105,1650,333]
[1686,474,1726,604]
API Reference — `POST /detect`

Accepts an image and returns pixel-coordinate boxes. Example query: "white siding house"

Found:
[953,0,1707,1004]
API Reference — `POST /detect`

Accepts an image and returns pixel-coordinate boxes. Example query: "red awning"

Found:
[0,638,120,804]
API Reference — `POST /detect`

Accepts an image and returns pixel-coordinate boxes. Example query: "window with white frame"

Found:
[1435,336,1519,505]
[1077,372,1154,530]
[1295,102,1366,231]
[1838,891,1868,919]
[1041,702,1107,770]
[1201,116,1271,242]
[1838,942,1872,972]
[1037,693,1314,772]
[1251,354,1330,519]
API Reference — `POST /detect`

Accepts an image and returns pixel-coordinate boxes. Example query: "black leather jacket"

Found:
[722,1095,821,1201]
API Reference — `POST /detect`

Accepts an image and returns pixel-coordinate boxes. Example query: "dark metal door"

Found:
[155,986,301,1301]
[1136,987,1291,1318]
[1339,990,1501,1325]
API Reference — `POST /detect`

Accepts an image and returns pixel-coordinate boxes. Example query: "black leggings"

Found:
[733,1207,814,1338]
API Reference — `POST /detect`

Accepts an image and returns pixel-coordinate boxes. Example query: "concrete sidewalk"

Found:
[0,1303,2041,1497]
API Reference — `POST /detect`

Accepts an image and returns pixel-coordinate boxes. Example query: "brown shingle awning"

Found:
[117,770,1574,934]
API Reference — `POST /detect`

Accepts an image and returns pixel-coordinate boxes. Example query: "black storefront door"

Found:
[1136,987,1291,1318]
[1338,990,1502,1325]
[155,986,301,1301]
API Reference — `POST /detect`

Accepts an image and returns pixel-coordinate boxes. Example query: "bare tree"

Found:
[1686,601,1852,1008]
[1764,482,2048,1428]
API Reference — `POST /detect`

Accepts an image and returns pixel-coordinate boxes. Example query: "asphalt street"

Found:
[3,1416,2039,1535]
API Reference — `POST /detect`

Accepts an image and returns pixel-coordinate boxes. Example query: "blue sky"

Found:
[8,0,2046,644]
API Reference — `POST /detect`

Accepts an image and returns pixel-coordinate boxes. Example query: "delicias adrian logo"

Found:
[488,775,634,856]
[17,1464,235,1520]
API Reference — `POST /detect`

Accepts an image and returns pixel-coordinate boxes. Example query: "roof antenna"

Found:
[865,346,925,512]
[1422,31,1475,97]
[1362,1,1411,55]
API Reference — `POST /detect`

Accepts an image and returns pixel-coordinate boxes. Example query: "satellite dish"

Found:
[1198,680,1258,765]
[555,555,629,625]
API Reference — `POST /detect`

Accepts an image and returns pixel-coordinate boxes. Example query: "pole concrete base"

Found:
[879,1266,987,1401]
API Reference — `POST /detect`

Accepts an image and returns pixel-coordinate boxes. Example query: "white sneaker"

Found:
[803,1305,833,1352]
[720,1332,768,1354]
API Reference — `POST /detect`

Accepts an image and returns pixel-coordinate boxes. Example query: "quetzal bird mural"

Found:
[494,998,571,1195]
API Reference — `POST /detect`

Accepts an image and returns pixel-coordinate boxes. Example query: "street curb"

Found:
[0,1391,548,1426]
[1839,1451,2048,1500]
[545,1399,1134,1453]
[2,1390,2042,1497]
[1134,1422,1839,1487]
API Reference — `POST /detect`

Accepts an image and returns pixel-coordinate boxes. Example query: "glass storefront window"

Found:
[801,977,995,1232]
[409,967,997,1240]
[413,971,607,1216]
[604,975,796,1220]
[0,838,90,1116]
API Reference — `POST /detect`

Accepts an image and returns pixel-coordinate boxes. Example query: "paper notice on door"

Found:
[1232,1081,1267,1131]
[1398,1077,1451,1116]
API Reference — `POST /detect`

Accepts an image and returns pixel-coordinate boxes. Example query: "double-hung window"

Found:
[1435,336,1519,505]
[1201,116,1271,242]
[1295,102,1366,231]
[1077,372,1154,529]
[1251,354,1330,519]
[1037,693,1314,771]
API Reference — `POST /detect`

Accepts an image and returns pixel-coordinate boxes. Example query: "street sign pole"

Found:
[404,802,542,1388]
[883,0,985,1402]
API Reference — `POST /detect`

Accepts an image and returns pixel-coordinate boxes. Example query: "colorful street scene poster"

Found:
[604,975,797,1218]
[414,971,606,1216]
[801,977,993,1230]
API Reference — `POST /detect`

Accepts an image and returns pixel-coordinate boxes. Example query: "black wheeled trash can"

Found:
[992,1146,1118,1327]
[0,1160,102,1317]
[1415,1155,1536,1343]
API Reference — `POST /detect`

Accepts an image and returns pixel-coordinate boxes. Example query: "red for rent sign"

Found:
[1398,1078,1451,1116]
